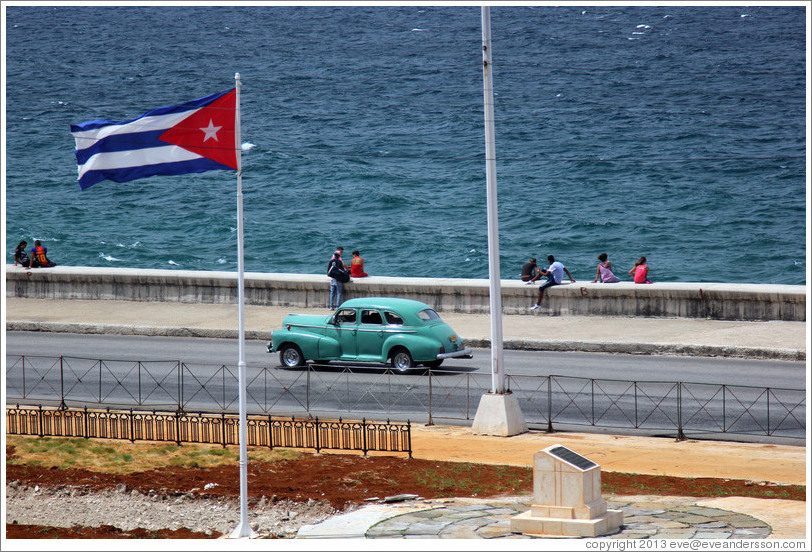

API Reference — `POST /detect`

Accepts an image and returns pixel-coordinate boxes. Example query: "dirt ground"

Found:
[5,444,805,540]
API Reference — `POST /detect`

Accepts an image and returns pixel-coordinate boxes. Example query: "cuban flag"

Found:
[71,89,238,190]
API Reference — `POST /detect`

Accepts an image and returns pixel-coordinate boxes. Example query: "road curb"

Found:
[8,322,804,361]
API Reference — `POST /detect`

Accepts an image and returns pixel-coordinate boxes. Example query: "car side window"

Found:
[360,309,383,325]
[384,311,403,325]
[335,309,356,324]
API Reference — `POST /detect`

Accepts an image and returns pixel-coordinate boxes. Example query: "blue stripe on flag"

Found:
[70,89,232,132]
[74,130,167,165]
[77,157,232,190]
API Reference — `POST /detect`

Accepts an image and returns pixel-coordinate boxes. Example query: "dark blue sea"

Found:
[4,5,807,285]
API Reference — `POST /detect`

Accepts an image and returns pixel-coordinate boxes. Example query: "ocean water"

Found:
[4,5,807,285]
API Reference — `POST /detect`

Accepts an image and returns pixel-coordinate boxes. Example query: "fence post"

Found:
[766,388,771,436]
[407,420,412,459]
[427,368,434,426]
[362,418,368,456]
[58,356,67,410]
[591,379,595,426]
[98,360,103,405]
[315,417,320,453]
[634,382,639,428]
[268,414,273,450]
[466,374,471,420]
[546,375,554,433]
[175,409,182,446]
[676,382,686,441]
[38,404,44,437]
[84,405,89,439]
[22,356,26,398]
[221,412,227,449]
[306,366,311,413]
[178,362,183,414]
[722,385,727,433]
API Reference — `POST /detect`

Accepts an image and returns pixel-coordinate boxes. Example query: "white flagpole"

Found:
[230,71,255,539]
[481,6,505,394]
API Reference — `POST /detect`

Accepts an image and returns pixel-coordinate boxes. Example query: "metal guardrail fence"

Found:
[5,404,412,457]
[5,355,805,441]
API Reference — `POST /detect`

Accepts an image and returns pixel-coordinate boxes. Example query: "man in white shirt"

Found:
[530,255,575,310]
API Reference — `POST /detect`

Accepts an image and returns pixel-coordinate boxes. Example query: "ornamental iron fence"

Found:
[5,404,412,457]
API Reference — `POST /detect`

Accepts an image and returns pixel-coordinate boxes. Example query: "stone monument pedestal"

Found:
[510,444,623,538]
[471,391,527,437]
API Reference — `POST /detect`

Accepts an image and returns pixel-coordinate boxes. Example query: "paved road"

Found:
[5,331,804,385]
[5,332,805,442]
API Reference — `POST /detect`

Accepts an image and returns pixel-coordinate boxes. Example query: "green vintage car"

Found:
[267,297,473,371]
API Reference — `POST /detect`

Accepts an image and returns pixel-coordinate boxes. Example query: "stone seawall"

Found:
[5,265,806,322]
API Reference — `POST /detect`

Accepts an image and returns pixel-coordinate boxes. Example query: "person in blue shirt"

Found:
[530,255,575,310]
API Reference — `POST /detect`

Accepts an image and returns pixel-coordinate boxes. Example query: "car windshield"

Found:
[417,308,441,322]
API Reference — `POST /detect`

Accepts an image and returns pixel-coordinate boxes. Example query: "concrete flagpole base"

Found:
[471,391,528,436]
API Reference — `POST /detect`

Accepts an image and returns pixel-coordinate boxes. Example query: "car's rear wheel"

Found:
[391,347,414,372]
[423,359,443,369]
[279,343,306,368]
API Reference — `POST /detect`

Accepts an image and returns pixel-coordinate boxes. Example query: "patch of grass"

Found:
[6,435,303,474]
[413,461,531,495]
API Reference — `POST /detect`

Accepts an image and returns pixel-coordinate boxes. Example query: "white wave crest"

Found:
[241,142,256,151]
[98,252,122,262]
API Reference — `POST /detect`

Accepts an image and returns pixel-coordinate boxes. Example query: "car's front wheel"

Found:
[279,343,306,368]
[390,347,414,372]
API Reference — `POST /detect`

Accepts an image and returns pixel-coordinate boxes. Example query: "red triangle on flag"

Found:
[159,89,238,169]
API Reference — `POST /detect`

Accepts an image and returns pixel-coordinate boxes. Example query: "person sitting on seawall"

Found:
[350,250,368,278]
[592,252,620,283]
[30,240,56,268]
[629,256,652,283]
[14,240,31,268]
[530,255,575,310]
[521,256,541,284]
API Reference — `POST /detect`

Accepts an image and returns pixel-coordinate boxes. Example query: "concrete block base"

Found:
[510,508,623,538]
[471,392,527,436]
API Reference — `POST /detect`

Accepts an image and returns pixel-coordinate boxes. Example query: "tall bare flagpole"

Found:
[229,72,255,539]
[481,6,505,394]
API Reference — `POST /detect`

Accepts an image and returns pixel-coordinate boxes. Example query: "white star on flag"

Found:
[200,119,222,142]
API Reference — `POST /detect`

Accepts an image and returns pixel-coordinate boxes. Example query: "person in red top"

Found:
[629,256,651,283]
[350,250,368,278]
[30,240,55,268]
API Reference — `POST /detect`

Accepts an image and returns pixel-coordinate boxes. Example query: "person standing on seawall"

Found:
[350,250,368,277]
[592,252,620,283]
[328,250,349,309]
[14,240,31,268]
[629,256,652,283]
[530,255,575,310]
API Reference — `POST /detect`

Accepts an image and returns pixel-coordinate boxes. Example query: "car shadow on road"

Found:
[275,362,479,375]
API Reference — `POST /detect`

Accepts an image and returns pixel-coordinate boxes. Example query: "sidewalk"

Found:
[5,297,809,540]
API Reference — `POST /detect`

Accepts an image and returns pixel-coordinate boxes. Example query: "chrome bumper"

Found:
[437,348,473,360]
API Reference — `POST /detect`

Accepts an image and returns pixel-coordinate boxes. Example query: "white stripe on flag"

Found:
[72,109,200,145]
[77,145,203,178]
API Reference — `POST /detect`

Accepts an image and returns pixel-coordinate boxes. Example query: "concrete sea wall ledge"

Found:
[5,265,806,322]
